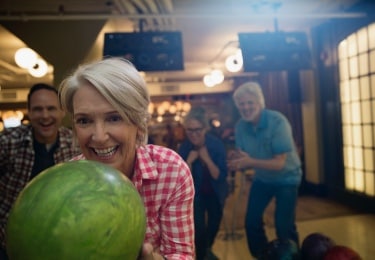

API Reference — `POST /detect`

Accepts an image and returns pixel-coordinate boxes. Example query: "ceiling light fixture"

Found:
[225,49,243,73]
[14,48,37,69]
[210,69,224,84]
[203,73,216,87]
[203,69,225,87]
[28,58,48,78]
[203,40,242,87]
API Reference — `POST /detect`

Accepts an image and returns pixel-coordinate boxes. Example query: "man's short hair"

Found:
[27,83,57,109]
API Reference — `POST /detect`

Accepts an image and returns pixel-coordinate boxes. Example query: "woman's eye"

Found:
[75,118,90,125]
[107,115,123,122]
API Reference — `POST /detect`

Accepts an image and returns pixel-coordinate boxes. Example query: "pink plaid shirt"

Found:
[73,144,195,259]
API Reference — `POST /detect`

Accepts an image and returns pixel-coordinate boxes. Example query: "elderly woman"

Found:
[178,107,228,260]
[59,57,195,260]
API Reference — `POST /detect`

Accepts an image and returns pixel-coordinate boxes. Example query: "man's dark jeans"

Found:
[245,180,300,258]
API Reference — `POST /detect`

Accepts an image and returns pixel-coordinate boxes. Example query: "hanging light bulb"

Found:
[2,110,24,128]
[169,104,177,114]
[161,101,171,111]
[175,101,183,110]
[174,114,181,122]
[156,106,165,116]
[182,102,191,112]
[148,102,155,114]
[28,58,48,78]
[14,48,38,69]
[156,115,163,122]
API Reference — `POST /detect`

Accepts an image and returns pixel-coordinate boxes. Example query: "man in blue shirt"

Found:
[227,82,302,258]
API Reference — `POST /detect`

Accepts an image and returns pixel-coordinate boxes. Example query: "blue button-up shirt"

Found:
[235,109,302,185]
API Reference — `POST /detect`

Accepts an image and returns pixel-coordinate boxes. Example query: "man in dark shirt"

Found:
[0,83,80,259]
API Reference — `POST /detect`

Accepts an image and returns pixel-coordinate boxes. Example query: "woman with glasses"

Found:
[178,107,228,260]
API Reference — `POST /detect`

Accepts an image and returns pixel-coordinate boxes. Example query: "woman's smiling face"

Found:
[184,118,206,148]
[72,83,138,177]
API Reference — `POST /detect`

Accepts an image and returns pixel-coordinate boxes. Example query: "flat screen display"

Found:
[103,31,184,72]
[238,32,312,71]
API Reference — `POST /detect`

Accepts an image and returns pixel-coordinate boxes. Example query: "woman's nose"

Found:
[91,123,109,142]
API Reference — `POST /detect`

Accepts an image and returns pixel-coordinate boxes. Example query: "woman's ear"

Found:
[136,129,146,146]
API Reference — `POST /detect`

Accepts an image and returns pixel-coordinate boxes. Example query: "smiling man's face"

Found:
[28,89,65,144]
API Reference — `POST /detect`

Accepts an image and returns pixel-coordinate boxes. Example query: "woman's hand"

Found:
[197,146,210,163]
[186,150,199,165]
[138,243,165,260]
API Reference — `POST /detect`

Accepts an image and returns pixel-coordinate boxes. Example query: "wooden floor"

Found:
[209,172,375,259]
[212,214,375,260]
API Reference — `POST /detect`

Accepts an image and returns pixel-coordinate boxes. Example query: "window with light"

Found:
[338,22,375,197]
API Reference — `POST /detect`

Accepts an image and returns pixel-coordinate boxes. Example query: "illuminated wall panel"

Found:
[338,23,375,197]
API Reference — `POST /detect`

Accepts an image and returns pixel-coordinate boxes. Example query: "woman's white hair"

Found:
[59,57,150,145]
[232,81,265,109]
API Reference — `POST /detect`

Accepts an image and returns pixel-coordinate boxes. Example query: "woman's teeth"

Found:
[94,146,117,157]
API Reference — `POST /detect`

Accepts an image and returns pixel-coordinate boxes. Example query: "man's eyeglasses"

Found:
[186,127,204,134]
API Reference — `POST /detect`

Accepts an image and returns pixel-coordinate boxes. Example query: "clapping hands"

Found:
[227,149,251,171]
